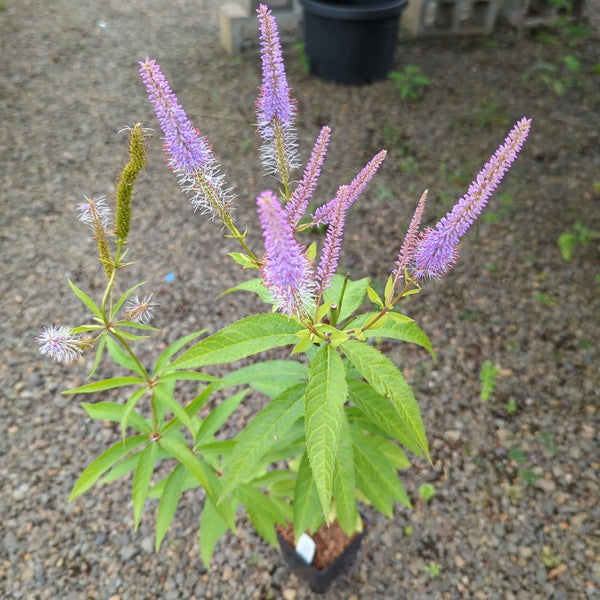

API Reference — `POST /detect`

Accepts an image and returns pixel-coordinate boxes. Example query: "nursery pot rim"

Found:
[300,0,408,21]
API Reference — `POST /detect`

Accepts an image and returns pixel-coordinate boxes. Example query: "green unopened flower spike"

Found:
[115,124,148,243]
[77,196,114,279]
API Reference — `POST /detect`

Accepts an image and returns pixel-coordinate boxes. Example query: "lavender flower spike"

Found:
[35,325,88,364]
[316,186,350,294]
[311,150,387,226]
[413,117,531,280]
[286,126,331,227]
[256,4,299,185]
[257,190,315,317]
[393,189,429,278]
[139,58,234,223]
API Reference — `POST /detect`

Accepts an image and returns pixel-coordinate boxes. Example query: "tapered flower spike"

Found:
[115,124,148,243]
[311,150,387,226]
[412,118,531,280]
[257,190,315,317]
[286,126,331,227]
[139,59,234,224]
[77,196,113,279]
[393,189,429,279]
[125,294,159,325]
[256,4,300,187]
[35,325,89,364]
[316,186,350,294]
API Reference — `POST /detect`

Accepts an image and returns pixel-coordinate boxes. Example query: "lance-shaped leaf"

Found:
[158,435,236,531]
[195,389,247,447]
[132,441,158,531]
[106,335,147,377]
[69,435,148,501]
[81,401,151,434]
[221,360,308,398]
[199,497,229,568]
[304,344,348,517]
[218,277,274,304]
[351,312,436,360]
[63,376,145,395]
[341,340,430,461]
[351,426,412,513]
[332,415,358,536]
[292,452,321,543]
[68,278,103,319]
[219,383,305,501]
[153,328,207,375]
[234,484,288,547]
[152,384,196,441]
[170,314,302,371]
[347,378,423,458]
[155,463,187,551]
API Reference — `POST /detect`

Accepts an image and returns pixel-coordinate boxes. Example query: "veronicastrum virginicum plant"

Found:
[36,5,531,566]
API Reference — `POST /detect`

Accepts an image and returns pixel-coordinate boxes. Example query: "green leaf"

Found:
[152,384,197,441]
[81,401,151,434]
[341,340,429,461]
[69,435,148,501]
[293,452,322,543]
[121,387,149,439]
[219,383,305,501]
[158,435,236,531]
[63,376,145,395]
[195,389,248,446]
[353,312,436,360]
[110,328,150,342]
[68,279,103,319]
[351,426,411,511]
[234,484,287,546]
[170,314,302,371]
[366,285,384,309]
[323,274,370,321]
[161,383,216,436]
[228,252,258,269]
[332,416,358,536]
[87,334,107,380]
[217,278,273,304]
[347,379,422,457]
[199,497,229,568]
[155,463,186,551]
[304,345,348,517]
[132,441,158,531]
[106,335,146,377]
[221,360,308,398]
[158,371,219,384]
[153,329,207,376]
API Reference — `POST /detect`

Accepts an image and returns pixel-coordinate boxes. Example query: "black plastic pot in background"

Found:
[300,0,408,85]
[276,520,367,594]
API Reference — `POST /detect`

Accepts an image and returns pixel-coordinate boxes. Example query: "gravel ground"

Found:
[1,0,600,598]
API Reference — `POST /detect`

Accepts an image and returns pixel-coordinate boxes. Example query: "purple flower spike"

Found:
[413,117,531,280]
[311,150,387,226]
[257,190,315,317]
[286,126,331,226]
[35,325,87,364]
[256,5,299,183]
[139,59,234,222]
[316,186,350,294]
[394,189,429,278]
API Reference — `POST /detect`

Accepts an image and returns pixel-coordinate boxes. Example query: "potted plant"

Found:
[299,0,409,84]
[36,4,530,593]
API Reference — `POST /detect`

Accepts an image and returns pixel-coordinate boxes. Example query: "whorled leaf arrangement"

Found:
[36,3,530,568]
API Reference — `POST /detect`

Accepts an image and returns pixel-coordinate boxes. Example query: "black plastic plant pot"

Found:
[276,520,367,594]
[300,0,408,85]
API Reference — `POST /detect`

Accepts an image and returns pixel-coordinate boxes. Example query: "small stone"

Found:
[454,554,465,568]
[518,546,533,558]
[282,589,297,600]
[535,477,556,493]
[222,565,233,581]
